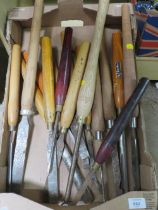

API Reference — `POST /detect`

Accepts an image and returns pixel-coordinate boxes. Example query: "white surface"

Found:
[128,198,146,209]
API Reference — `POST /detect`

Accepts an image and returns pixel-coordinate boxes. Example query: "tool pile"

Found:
[7,0,150,205]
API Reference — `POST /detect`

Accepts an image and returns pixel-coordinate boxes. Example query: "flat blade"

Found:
[12,116,30,193]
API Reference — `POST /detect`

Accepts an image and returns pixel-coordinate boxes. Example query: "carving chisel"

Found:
[64,0,110,203]
[74,78,149,202]
[12,0,44,193]
[92,71,106,202]
[122,4,140,190]
[112,31,128,193]
[7,44,21,191]
[47,27,72,172]
[99,37,121,196]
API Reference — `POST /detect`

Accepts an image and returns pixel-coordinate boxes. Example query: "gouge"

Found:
[112,31,128,193]
[64,0,110,203]
[12,0,44,193]
[74,78,150,202]
[92,70,106,202]
[7,44,21,191]
[47,27,72,177]
[99,37,121,196]
[122,4,140,190]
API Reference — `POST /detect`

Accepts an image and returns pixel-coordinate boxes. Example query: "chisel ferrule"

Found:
[77,116,85,124]
[95,131,104,141]
[106,119,114,130]
[131,117,137,128]
[20,109,34,116]
[9,126,16,132]
[92,162,100,172]
[61,127,67,134]
[56,105,62,112]
[47,122,53,131]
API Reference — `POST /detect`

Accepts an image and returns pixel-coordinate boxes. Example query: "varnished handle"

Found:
[77,0,110,120]
[122,4,138,117]
[21,0,44,113]
[41,36,55,127]
[92,69,105,132]
[8,44,21,130]
[99,37,116,120]
[112,31,124,110]
[61,42,90,129]
[85,112,92,127]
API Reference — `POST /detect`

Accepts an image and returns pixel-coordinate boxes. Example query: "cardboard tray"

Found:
[0,1,157,209]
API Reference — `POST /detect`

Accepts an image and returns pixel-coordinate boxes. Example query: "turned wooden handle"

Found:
[21,59,44,120]
[77,0,110,119]
[21,0,44,112]
[122,4,138,117]
[92,69,105,132]
[61,42,90,129]
[8,44,21,129]
[99,37,116,120]
[85,112,92,126]
[112,31,124,110]
[23,51,43,92]
[41,36,55,126]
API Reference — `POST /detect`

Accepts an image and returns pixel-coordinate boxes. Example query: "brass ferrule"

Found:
[56,105,62,112]
[61,127,67,134]
[20,109,34,116]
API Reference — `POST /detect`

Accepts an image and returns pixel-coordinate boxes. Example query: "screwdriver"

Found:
[91,70,106,202]
[99,37,121,197]
[122,3,140,190]
[112,31,128,193]
[12,0,44,193]
[74,78,150,202]
[7,44,21,191]
[64,0,110,203]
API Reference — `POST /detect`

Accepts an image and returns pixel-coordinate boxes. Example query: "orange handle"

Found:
[23,51,43,92]
[112,31,124,110]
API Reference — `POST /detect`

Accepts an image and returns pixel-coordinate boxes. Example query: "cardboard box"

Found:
[0,1,157,209]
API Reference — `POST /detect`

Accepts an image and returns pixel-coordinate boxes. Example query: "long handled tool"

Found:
[7,44,21,191]
[12,0,44,193]
[74,78,149,202]
[64,0,110,203]
[122,4,140,190]
[92,71,106,202]
[112,31,128,193]
[99,37,121,196]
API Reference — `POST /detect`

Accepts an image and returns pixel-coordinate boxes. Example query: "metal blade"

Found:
[12,116,30,193]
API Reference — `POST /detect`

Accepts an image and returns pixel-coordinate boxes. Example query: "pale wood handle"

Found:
[61,42,90,129]
[85,112,92,126]
[77,0,110,119]
[41,36,55,126]
[8,44,21,129]
[122,4,138,117]
[100,37,116,120]
[92,69,105,132]
[21,0,44,112]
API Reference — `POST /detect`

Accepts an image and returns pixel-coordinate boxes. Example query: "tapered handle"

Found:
[8,44,21,130]
[21,0,44,113]
[55,27,73,111]
[99,37,116,120]
[21,59,45,120]
[92,70,105,132]
[41,36,55,127]
[122,4,138,117]
[77,0,110,120]
[61,42,90,129]
[112,31,124,110]
[85,112,92,127]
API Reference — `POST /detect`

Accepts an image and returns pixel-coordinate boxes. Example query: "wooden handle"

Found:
[61,42,90,129]
[99,37,116,120]
[8,44,21,129]
[41,36,55,127]
[85,112,92,126]
[112,31,124,110]
[122,4,138,117]
[21,59,44,120]
[23,51,43,92]
[21,0,44,112]
[77,0,110,120]
[92,69,105,132]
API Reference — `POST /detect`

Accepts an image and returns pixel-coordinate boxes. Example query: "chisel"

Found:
[47,27,73,175]
[12,0,44,193]
[112,31,128,193]
[7,44,21,191]
[64,0,110,203]
[91,70,106,202]
[74,78,149,202]
[99,37,121,196]
[122,4,140,190]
